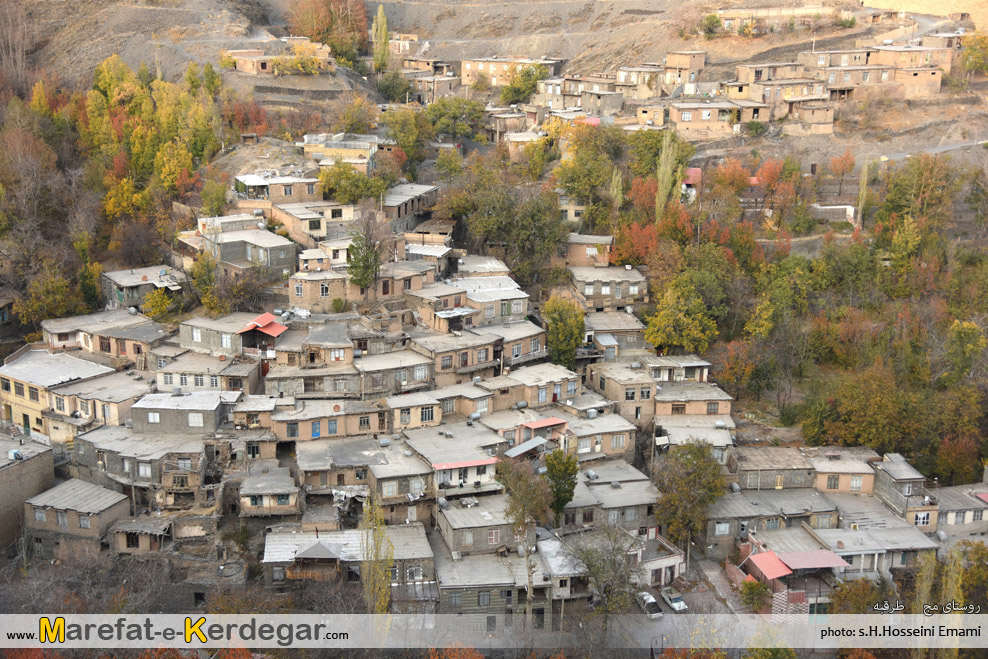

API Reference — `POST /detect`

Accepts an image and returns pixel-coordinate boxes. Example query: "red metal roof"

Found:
[778,550,850,571]
[748,550,793,581]
[238,312,288,338]
[976,493,988,504]
[684,168,703,187]
[522,417,567,430]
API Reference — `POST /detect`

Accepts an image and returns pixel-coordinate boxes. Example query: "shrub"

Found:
[218,54,236,70]
[702,14,722,38]
[331,297,347,313]
[747,120,767,136]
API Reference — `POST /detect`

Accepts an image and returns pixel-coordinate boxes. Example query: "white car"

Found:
[636,591,663,619]
[660,586,688,613]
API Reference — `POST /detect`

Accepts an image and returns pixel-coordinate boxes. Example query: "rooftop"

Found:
[263,523,432,563]
[569,266,646,283]
[296,437,387,472]
[0,437,51,471]
[707,489,837,520]
[41,309,151,335]
[439,493,510,529]
[50,370,153,403]
[731,446,812,471]
[133,391,240,411]
[241,461,297,495]
[26,479,128,514]
[0,350,114,388]
[76,425,205,460]
[585,312,644,333]
[102,265,186,290]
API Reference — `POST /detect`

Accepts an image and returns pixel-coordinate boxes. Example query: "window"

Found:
[817,515,831,529]
[192,328,202,342]
[194,374,204,387]
[828,72,836,83]
[180,374,188,386]
[414,365,427,381]
[974,510,984,522]
[914,512,930,526]
[625,388,636,401]
[249,495,263,507]
[578,437,591,453]
[843,72,851,83]
[460,352,469,368]
[383,482,397,497]
[671,403,686,415]
[584,284,594,296]
[485,305,495,319]
[512,344,522,359]
[449,592,462,609]
[400,408,411,424]
[307,183,316,195]
[54,511,66,527]
[862,71,870,82]
[148,412,160,424]
[478,591,491,607]
[850,475,863,492]
[608,510,621,524]
[705,402,719,415]
[441,355,453,370]
[629,283,639,296]
[701,109,711,120]
[138,463,151,479]
[294,282,303,297]
[188,412,203,427]
[55,397,65,413]
[0,378,7,392]
[601,283,611,296]
[210,375,219,388]
[320,283,330,297]
[530,338,540,352]
[827,475,839,490]
[441,398,455,414]
[512,300,523,314]
[221,333,231,349]
[311,421,321,438]
[359,416,370,430]
[681,111,692,121]
[765,517,780,531]
[327,419,337,434]
[34,508,45,522]
[287,422,299,438]
[538,387,547,403]
[163,374,173,386]
[640,387,651,400]
[410,478,424,495]
[276,494,290,505]
[407,564,423,580]
[28,387,39,402]
[488,529,500,545]
[478,348,489,363]
[283,185,293,196]
[421,406,434,422]
[329,348,345,362]
[714,522,730,536]
[567,380,577,396]
[79,515,90,529]
[14,382,23,397]
[476,398,489,414]
[100,336,111,352]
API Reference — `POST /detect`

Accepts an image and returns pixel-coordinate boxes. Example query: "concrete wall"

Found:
[0,449,54,549]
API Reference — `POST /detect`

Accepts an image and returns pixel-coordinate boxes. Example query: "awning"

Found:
[504,437,548,458]
[976,493,988,504]
[747,550,793,581]
[778,550,850,571]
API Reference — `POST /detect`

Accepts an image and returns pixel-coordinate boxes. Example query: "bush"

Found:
[747,120,767,136]
[331,297,347,313]
[701,14,722,37]
[218,54,235,70]
[740,580,772,611]
[836,17,856,28]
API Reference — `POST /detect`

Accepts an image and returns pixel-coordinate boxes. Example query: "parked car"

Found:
[660,586,688,613]
[636,591,663,619]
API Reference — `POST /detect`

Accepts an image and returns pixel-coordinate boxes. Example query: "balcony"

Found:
[243,347,277,359]
[455,360,499,375]
[507,348,548,366]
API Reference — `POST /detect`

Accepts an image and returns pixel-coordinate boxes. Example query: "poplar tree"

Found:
[372,5,389,73]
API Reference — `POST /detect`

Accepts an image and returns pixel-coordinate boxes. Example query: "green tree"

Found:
[739,580,771,611]
[961,32,988,76]
[644,279,718,353]
[543,295,585,369]
[702,14,722,37]
[495,458,552,629]
[200,177,227,216]
[332,94,378,134]
[347,209,390,302]
[942,320,986,385]
[376,69,411,102]
[319,161,387,204]
[185,62,201,93]
[359,497,394,615]
[424,97,485,138]
[628,129,694,180]
[654,441,725,571]
[202,63,221,95]
[381,107,435,164]
[13,270,85,333]
[371,5,389,72]
[544,450,579,523]
[499,65,548,105]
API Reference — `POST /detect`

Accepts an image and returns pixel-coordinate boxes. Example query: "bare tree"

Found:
[0,3,34,96]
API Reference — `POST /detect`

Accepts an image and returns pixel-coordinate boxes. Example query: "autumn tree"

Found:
[319,161,387,204]
[424,97,486,139]
[380,107,435,165]
[829,578,891,614]
[495,458,552,629]
[13,270,85,334]
[644,279,718,354]
[739,580,771,611]
[500,65,548,105]
[829,148,855,198]
[654,441,725,572]
[331,93,378,134]
[376,69,411,102]
[371,5,389,72]
[360,497,394,615]
[543,295,585,370]
[289,0,367,66]
[142,288,172,320]
[960,32,988,76]
[544,449,579,523]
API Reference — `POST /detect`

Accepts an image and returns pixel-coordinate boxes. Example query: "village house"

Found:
[405,422,508,499]
[41,309,169,364]
[436,494,530,556]
[110,517,175,555]
[410,75,459,104]
[233,170,322,211]
[404,242,453,276]
[410,330,501,388]
[303,133,380,174]
[663,51,706,86]
[567,266,648,313]
[195,214,297,281]
[728,446,816,491]
[101,265,186,311]
[180,313,257,357]
[460,56,563,87]
[368,440,435,525]
[934,482,988,549]
[389,33,419,56]
[275,324,354,367]
[703,488,840,560]
[585,361,656,430]
[480,363,581,413]
[0,349,114,442]
[263,362,360,399]
[271,201,357,249]
[716,5,840,33]
[555,409,637,462]
[156,352,261,395]
[873,453,940,531]
[300,239,351,270]
[803,446,879,495]
[557,191,587,226]
[583,312,646,356]
[268,399,385,443]
[808,525,938,579]
[130,391,241,436]
[24,479,130,562]
[614,64,664,100]
[295,436,378,510]
[354,350,434,400]
[383,184,440,234]
[552,233,613,269]
[45,370,154,449]
[72,425,207,510]
[385,392,443,432]
[401,56,455,77]
[289,270,350,313]
[431,383,494,421]
[668,101,740,139]
[0,437,54,550]
[483,321,548,370]
[239,460,300,517]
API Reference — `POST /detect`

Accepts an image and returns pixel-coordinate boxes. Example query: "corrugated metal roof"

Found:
[27,479,128,514]
[778,550,849,570]
[747,550,792,580]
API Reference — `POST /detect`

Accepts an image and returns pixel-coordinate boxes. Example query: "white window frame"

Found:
[188,412,204,427]
[148,412,160,424]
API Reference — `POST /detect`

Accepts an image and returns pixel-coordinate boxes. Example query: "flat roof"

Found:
[0,437,50,471]
[0,350,113,388]
[707,488,837,519]
[133,391,239,411]
[653,381,732,402]
[439,493,510,529]
[585,312,644,333]
[568,266,645,283]
[732,446,812,471]
[263,523,432,563]
[26,479,128,514]
[76,425,205,460]
[51,370,153,403]
[297,437,387,471]
[41,309,150,335]
[353,350,432,372]
[102,265,186,290]
[404,422,507,469]
[455,255,510,275]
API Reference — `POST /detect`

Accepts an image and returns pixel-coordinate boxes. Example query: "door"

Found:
[21,414,30,432]
[407,506,417,522]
